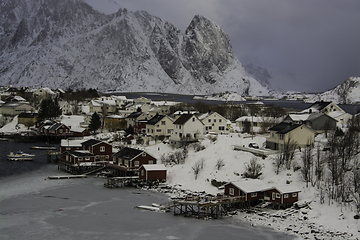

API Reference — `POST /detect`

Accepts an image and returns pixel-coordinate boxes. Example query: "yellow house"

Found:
[266,122,316,150]
[17,113,38,127]
[104,115,127,131]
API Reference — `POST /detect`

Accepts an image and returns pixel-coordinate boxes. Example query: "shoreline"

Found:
[140,182,359,240]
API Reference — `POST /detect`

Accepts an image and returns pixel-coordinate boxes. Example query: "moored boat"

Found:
[30,146,57,150]
[7,151,35,161]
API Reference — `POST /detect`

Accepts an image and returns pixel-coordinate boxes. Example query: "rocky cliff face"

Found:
[0,0,269,95]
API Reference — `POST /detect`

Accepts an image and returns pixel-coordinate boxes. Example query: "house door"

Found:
[272,192,275,201]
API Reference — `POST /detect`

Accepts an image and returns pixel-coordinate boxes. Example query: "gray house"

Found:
[283,112,337,132]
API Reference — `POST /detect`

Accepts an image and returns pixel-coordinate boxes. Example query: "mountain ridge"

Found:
[0,0,269,95]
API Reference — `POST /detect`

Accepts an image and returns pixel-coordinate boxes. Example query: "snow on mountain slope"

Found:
[307,77,360,104]
[0,0,269,95]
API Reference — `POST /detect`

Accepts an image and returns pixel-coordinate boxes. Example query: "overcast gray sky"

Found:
[106,0,360,92]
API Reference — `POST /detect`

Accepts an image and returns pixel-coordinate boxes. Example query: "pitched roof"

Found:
[268,122,302,134]
[173,114,193,125]
[127,111,143,119]
[141,164,167,171]
[307,101,332,111]
[113,147,143,160]
[48,123,67,131]
[65,150,95,157]
[147,114,165,125]
[81,139,103,146]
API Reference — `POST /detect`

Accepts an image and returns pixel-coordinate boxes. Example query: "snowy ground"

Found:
[1,116,359,239]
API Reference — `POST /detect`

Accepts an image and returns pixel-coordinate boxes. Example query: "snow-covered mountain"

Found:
[0,0,269,95]
[306,77,360,104]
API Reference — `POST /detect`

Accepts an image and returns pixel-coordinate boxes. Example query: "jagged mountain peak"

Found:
[0,0,269,95]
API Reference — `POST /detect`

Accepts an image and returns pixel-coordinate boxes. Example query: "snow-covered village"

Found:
[0,85,359,239]
[1,1,360,239]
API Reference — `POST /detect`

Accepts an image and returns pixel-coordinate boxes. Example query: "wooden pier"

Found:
[104,176,139,188]
[160,194,249,219]
[48,175,87,180]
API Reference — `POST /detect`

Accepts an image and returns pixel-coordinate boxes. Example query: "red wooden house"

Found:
[112,147,156,171]
[224,179,301,208]
[139,164,166,181]
[81,139,113,161]
[62,150,96,165]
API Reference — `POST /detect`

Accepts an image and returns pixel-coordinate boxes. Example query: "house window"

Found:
[179,125,181,129]
[229,188,234,195]
[284,194,289,198]
[192,118,195,122]
[148,160,153,164]
[142,152,146,156]
[167,129,172,134]
[276,193,280,198]
[141,170,144,176]
[78,157,82,161]
[100,146,105,152]
[125,160,129,167]
[179,133,182,138]
[292,193,297,197]
[85,157,90,161]
[66,155,69,161]
[157,129,161,132]
[214,119,216,122]
[253,122,257,127]
[208,119,211,122]
[134,161,139,167]
[280,134,284,140]
[59,129,63,133]
[219,126,225,130]
[219,119,222,122]
[161,121,165,125]
[251,193,257,197]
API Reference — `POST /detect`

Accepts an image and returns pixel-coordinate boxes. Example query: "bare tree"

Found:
[243,157,263,179]
[215,159,225,170]
[192,159,205,180]
[301,141,313,188]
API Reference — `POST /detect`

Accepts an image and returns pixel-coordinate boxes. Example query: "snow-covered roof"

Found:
[230,179,270,193]
[60,139,84,147]
[326,111,350,119]
[141,164,167,171]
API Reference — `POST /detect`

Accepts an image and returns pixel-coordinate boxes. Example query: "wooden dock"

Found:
[160,194,249,219]
[48,175,87,180]
[104,176,139,188]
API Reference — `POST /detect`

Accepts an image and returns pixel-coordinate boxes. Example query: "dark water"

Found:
[0,140,58,178]
[0,141,294,240]
[113,92,358,114]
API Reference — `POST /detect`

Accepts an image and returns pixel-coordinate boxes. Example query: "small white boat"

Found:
[7,151,35,161]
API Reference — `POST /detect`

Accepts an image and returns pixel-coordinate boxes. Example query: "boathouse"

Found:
[139,164,166,181]
[224,179,301,208]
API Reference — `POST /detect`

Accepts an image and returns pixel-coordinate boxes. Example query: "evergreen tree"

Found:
[38,99,62,120]
[89,112,101,133]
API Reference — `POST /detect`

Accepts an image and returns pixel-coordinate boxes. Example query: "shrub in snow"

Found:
[243,157,262,179]
[215,159,225,170]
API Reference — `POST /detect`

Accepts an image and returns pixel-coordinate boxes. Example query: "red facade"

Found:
[114,152,156,170]
[82,140,113,161]
[139,165,166,181]
[224,182,300,206]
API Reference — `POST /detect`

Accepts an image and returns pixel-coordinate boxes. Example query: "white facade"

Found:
[170,114,204,142]
[199,112,229,134]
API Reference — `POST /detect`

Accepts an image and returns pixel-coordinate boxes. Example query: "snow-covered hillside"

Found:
[0,0,269,96]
